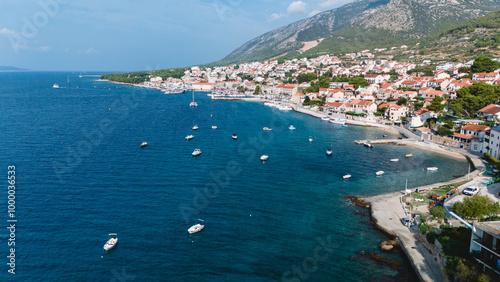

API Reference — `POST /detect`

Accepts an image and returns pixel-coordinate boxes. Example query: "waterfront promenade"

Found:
[291,106,490,281]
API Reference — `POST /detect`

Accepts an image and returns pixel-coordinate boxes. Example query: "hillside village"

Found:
[132,52,500,158]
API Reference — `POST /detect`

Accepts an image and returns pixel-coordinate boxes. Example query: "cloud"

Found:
[319,0,350,9]
[308,9,321,17]
[269,13,285,21]
[84,47,101,55]
[0,28,18,36]
[287,1,308,13]
[36,46,51,52]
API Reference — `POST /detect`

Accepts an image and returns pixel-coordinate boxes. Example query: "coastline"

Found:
[100,80,476,280]
[292,105,486,281]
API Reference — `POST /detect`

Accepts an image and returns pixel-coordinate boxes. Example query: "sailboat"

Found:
[189,88,198,107]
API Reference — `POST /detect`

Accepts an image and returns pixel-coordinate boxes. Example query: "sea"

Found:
[0,72,469,281]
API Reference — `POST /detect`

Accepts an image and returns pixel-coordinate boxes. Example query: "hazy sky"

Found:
[0,0,351,71]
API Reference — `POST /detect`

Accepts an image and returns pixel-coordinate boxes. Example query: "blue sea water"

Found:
[0,72,469,281]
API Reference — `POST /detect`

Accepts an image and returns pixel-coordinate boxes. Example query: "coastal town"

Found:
[105,51,500,281]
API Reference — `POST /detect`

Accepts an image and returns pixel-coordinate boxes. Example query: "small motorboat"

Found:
[260,155,269,162]
[185,135,194,141]
[289,125,296,130]
[326,149,333,156]
[232,134,237,140]
[375,171,385,176]
[390,158,399,162]
[406,154,413,158]
[321,116,330,121]
[343,174,352,180]
[103,233,118,251]
[364,143,372,148]
[140,142,148,148]
[427,167,438,171]
[192,149,202,157]
[212,126,217,129]
[309,136,313,142]
[192,125,198,130]
[330,117,346,125]
[188,220,204,234]
[53,84,60,88]
[263,127,272,131]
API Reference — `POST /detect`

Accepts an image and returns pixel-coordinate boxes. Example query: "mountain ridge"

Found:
[218,0,500,65]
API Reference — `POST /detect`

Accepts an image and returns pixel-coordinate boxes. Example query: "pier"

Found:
[354,139,417,145]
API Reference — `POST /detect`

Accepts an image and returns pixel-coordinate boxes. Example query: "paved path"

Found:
[367,192,446,282]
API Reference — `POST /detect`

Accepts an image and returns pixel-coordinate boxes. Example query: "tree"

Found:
[452,195,500,220]
[413,101,424,111]
[427,96,445,113]
[303,96,311,105]
[397,97,407,106]
[350,76,369,89]
[254,85,261,94]
[436,127,453,137]
[471,56,500,73]
[297,73,317,84]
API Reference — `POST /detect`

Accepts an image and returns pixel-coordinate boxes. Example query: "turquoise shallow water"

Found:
[0,72,468,281]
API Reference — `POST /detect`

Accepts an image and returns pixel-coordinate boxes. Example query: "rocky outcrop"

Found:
[379,238,399,252]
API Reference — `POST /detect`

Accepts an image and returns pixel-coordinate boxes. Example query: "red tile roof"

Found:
[452,133,475,140]
[479,104,500,115]
[462,124,489,132]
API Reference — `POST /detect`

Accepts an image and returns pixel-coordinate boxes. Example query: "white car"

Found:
[462,186,479,196]
[401,217,411,227]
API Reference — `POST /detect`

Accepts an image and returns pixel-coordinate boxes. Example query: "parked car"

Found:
[462,186,479,196]
[401,217,411,227]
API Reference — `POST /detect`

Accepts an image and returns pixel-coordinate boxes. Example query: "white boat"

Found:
[212,126,217,129]
[343,174,352,180]
[263,127,272,131]
[190,89,197,107]
[232,134,237,140]
[163,86,186,94]
[427,167,438,171]
[289,125,296,130]
[326,149,333,156]
[390,158,399,162]
[53,84,60,88]
[103,233,118,251]
[406,154,413,158]
[278,105,293,111]
[192,149,202,157]
[364,143,373,148]
[375,171,385,176]
[185,135,194,141]
[329,117,346,125]
[260,155,269,162]
[192,125,198,130]
[321,116,330,121]
[140,142,148,148]
[188,220,204,234]
[309,136,313,142]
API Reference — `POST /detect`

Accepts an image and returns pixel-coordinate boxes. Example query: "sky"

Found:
[0,0,352,71]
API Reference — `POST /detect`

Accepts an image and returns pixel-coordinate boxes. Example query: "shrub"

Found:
[431,206,446,219]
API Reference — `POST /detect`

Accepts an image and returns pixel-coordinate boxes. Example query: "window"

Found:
[474,145,478,151]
